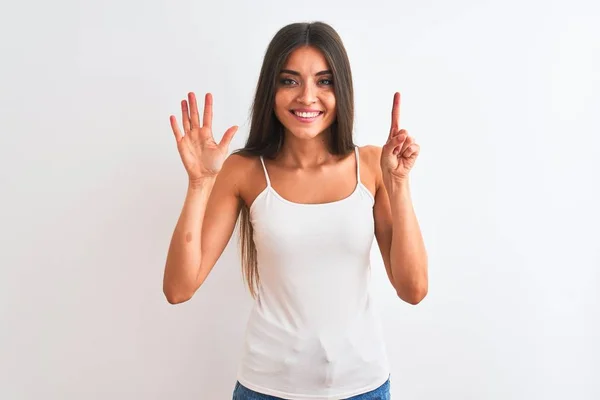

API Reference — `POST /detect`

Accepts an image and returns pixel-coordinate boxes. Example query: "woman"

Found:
[163,21,428,400]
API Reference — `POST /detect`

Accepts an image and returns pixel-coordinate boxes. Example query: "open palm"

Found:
[170,92,238,180]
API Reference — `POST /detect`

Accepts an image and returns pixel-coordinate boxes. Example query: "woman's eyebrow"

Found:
[280,69,332,76]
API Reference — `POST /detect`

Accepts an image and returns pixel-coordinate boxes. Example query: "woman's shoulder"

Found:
[357,144,382,158]
[221,151,265,205]
[357,144,383,174]
[222,152,262,181]
[356,144,383,195]
[225,151,260,166]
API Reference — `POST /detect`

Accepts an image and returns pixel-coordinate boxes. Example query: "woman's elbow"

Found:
[164,292,192,305]
[397,285,428,305]
[163,283,195,305]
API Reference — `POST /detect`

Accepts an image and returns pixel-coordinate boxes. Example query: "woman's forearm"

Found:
[163,177,216,303]
[386,179,428,304]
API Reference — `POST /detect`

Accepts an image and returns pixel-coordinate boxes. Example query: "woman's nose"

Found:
[296,84,317,105]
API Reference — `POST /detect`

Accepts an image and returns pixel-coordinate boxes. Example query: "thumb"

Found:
[219,125,239,150]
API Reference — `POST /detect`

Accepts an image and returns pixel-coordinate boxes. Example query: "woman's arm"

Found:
[372,146,428,304]
[163,155,244,304]
[163,177,217,304]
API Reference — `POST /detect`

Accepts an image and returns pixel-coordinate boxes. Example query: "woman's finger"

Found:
[218,125,239,150]
[412,144,420,157]
[402,143,420,159]
[389,92,401,139]
[203,93,213,130]
[398,133,413,155]
[181,99,191,134]
[188,92,201,129]
[170,115,183,142]
[390,132,408,154]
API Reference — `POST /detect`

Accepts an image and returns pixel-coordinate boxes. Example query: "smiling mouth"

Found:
[290,110,324,121]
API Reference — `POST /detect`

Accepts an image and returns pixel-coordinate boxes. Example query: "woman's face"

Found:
[274,46,337,141]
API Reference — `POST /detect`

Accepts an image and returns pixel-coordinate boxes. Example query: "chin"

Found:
[280,116,335,140]
[284,124,334,141]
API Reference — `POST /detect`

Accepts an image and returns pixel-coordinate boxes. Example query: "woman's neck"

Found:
[277,130,335,168]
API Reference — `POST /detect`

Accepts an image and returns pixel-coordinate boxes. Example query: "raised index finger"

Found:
[390,92,401,136]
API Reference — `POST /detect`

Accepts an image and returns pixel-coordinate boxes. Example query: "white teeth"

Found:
[294,111,321,118]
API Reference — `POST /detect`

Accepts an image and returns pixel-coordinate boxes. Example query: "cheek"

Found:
[274,91,284,110]
[324,94,336,117]
[274,92,287,119]
[323,92,336,110]
[275,91,294,112]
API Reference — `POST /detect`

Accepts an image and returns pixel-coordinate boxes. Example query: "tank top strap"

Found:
[354,145,361,184]
[259,156,271,187]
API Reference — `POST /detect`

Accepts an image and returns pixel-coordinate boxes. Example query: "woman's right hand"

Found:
[170,92,238,182]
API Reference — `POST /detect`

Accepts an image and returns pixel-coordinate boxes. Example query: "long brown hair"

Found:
[233,21,356,298]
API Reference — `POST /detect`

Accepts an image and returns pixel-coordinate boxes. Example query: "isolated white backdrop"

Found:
[1,0,599,399]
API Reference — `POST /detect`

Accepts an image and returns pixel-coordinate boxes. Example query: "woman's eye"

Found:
[279,78,333,86]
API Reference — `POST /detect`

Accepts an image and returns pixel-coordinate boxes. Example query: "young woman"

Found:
[163,21,428,400]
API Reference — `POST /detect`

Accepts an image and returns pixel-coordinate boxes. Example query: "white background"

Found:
[1,0,599,398]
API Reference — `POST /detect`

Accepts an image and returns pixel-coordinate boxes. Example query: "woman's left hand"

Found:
[381,92,420,183]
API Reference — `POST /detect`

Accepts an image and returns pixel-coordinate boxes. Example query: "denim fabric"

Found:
[232,378,390,400]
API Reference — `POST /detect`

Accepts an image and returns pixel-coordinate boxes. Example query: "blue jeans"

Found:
[232,377,390,399]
